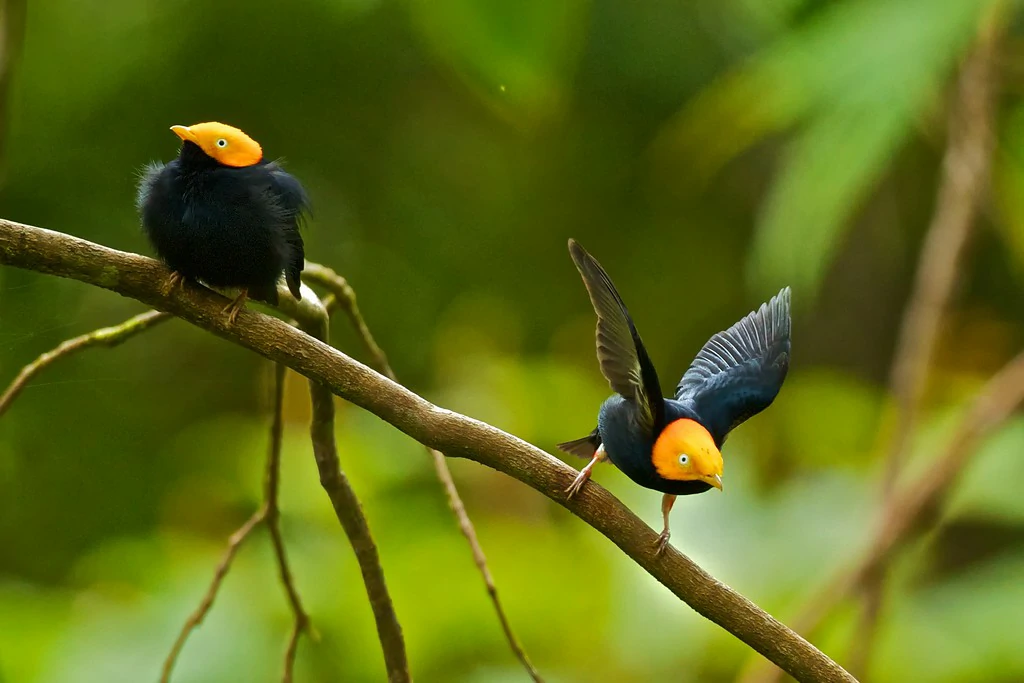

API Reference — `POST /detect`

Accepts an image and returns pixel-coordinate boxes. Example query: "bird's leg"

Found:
[221,288,249,324]
[161,271,185,296]
[565,445,606,499]
[654,494,676,556]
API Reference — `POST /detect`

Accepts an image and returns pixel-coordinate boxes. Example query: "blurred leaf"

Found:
[876,551,1024,682]
[991,103,1024,277]
[658,0,995,296]
[944,418,1024,523]
[772,368,884,468]
[407,0,589,126]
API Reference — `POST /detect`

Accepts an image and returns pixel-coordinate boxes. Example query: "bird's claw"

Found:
[222,300,243,325]
[564,471,590,500]
[221,289,249,325]
[161,271,185,296]
[653,530,671,556]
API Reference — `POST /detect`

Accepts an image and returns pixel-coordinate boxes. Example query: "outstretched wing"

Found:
[675,287,791,444]
[569,239,664,434]
[266,161,310,300]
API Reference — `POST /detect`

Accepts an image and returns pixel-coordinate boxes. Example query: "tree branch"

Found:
[161,509,265,683]
[739,348,1024,683]
[741,18,1003,682]
[265,361,313,683]
[852,20,999,677]
[0,309,171,417]
[0,305,316,681]
[881,4,998,499]
[159,354,314,683]
[0,218,854,683]
[302,262,543,681]
[275,284,410,683]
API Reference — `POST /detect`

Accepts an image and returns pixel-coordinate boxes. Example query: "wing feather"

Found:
[569,240,664,434]
[675,287,791,443]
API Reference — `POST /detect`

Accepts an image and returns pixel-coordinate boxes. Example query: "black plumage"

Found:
[137,128,309,317]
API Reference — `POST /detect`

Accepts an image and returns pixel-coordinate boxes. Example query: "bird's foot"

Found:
[653,529,671,556]
[221,289,249,325]
[161,271,185,296]
[564,470,591,500]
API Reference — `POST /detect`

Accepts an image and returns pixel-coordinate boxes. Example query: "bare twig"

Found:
[303,262,542,681]
[265,361,313,683]
[739,349,1024,683]
[882,8,999,497]
[277,284,410,683]
[161,510,266,683]
[0,0,27,185]
[0,309,170,417]
[161,357,313,683]
[0,219,856,683]
[0,306,311,681]
[741,18,1003,683]
[855,15,1000,679]
[303,263,391,375]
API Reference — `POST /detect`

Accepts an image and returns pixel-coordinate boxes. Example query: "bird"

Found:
[136,121,309,323]
[559,239,791,555]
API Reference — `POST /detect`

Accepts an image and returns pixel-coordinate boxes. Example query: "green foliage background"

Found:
[2,0,1024,681]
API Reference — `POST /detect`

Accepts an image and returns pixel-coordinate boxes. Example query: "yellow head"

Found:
[170,122,263,168]
[651,419,723,489]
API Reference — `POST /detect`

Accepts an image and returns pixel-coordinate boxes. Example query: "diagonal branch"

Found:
[741,17,1003,683]
[275,284,410,683]
[161,509,265,683]
[0,309,171,417]
[302,262,543,681]
[851,22,998,677]
[0,218,855,683]
[0,306,313,682]
[881,6,999,498]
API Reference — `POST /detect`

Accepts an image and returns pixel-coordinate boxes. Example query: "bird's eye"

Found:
[678,454,690,466]
[216,139,228,148]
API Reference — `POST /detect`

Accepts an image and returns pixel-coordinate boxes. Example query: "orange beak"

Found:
[170,125,199,144]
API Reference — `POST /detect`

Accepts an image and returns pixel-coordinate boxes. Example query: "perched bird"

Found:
[559,240,791,554]
[137,122,309,323]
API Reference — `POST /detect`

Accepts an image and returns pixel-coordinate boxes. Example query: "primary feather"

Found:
[675,287,791,444]
[568,239,665,434]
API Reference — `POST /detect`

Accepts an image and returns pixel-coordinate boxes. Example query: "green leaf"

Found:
[659,0,996,296]
[991,104,1024,277]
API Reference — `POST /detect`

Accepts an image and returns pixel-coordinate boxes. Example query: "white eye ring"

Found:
[216,138,228,148]
[678,454,690,466]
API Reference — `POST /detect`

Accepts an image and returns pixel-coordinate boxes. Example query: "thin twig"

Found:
[741,17,1003,683]
[854,14,1000,679]
[265,361,313,683]
[277,283,410,683]
[160,510,266,683]
[0,309,170,417]
[0,219,856,683]
[881,7,999,497]
[303,262,543,681]
[162,336,312,683]
[739,349,1024,683]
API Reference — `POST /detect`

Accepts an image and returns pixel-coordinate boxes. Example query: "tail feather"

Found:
[557,428,601,459]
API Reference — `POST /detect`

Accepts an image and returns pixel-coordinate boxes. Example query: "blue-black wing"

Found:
[568,239,665,435]
[265,161,310,300]
[675,287,791,444]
